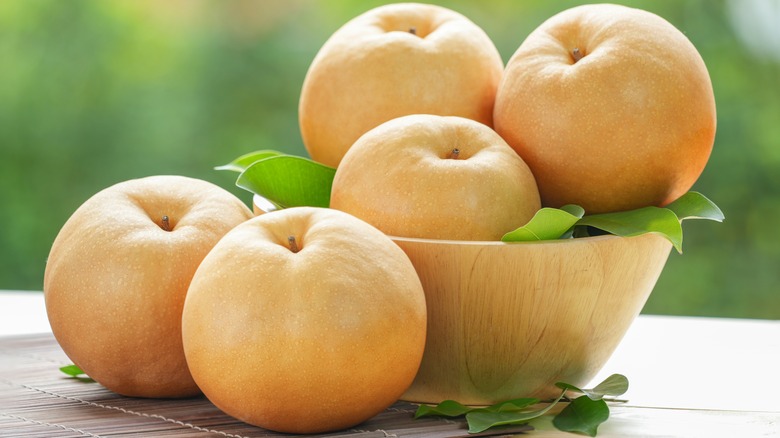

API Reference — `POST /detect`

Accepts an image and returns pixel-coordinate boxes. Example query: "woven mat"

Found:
[0,334,531,437]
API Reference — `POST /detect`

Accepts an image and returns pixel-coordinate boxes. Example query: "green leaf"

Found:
[414,397,539,419]
[413,376,628,434]
[553,396,610,437]
[484,398,540,413]
[59,364,84,376]
[466,391,565,433]
[588,374,629,399]
[555,374,629,400]
[555,381,586,394]
[500,191,723,250]
[236,155,336,208]
[59,364,95,383]
[574,206,683,253]
[214,150,284,173]
[502,204,585,242]
[414,400,472,418]
[665,191,725,222]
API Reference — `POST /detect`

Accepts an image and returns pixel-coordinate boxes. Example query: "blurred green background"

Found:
[1,0,778,319]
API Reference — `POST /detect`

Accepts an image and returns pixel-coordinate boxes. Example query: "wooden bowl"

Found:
[391,233,672,405]
[252,196,672,405]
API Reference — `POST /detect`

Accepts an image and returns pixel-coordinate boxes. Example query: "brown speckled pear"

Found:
[494,4,716,214]
[43,175,253,398]
[182,207,426,434]
[300,3,504,168]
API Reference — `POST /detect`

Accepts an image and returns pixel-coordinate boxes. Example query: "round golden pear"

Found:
[494,3,716,214]
[43,175,253,398]
[182,207,427,434]
[330,114,541,241]
[299,2,504,168]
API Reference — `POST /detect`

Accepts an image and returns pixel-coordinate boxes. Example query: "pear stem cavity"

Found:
[288,236,300,253]
[449,148,460,159]
[161,215,171,231]
[572,47,584,63]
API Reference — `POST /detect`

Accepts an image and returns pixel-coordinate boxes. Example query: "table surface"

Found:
[1,290,778,437]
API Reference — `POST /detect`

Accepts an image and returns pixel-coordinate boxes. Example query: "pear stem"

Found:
[161,215,171,231]
[449,148,460,159]
[572,47,584,63]
[409,27,417,35]
[288,236,299,253]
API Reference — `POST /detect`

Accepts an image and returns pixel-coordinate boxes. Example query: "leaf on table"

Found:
[466,391,565,433]
[414,378,626,435]
[556,374,629,400]
[484,397,540,413]
[59,364,84,376]
[552,396,610,437]
[665,191,725,222]
[236,155,336,209]
[588,374,629,399]
[59,364,95,383]
[555,381,586,395]
[574,206,683,253]
[414,397,539,420]
[502,204,585,242]
[214,150,284,173]
[414,400,473,418]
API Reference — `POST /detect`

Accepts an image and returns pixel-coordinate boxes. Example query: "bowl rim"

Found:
[388,233,661,246]
[251,195,668,248]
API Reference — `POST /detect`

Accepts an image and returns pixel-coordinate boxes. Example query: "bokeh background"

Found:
[1,0,778,319]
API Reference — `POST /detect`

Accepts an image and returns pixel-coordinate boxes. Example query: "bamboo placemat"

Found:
[0,334,531,437]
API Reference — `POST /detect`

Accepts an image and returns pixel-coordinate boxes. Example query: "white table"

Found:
[0,291,51,335]
[1,290,778,437]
